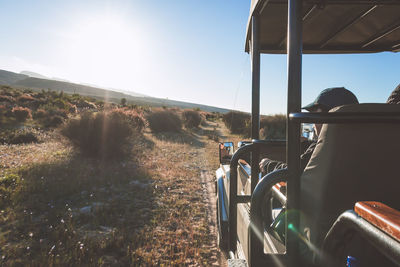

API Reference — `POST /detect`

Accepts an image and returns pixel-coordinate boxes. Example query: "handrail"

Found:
[229,143,255,252]
[322,210,400,266]
[272,182,287,206]
[228,140,287,253]
[252,139,286,145]
[289,112,400,123]
[238,160,251,179]
[354,201,400,242]
[249,169,288,266]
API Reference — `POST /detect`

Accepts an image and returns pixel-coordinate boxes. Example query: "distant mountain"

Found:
[21,71,146,98]
[13,77,132,100]
[21,70,71,83]
[52,77,70,83]
[19,71,147,98]
[0,69,27,85]
[0,69,230,113]
[105,87,147,98]
[20,71,48,79]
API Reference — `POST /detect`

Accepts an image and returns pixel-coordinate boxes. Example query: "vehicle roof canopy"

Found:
[246,0,400,54]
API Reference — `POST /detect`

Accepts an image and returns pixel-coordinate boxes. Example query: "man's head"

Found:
[303,87,359,135]
[303,87,359,112]
[387,84,400,104]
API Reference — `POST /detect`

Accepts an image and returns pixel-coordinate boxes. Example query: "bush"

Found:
[205,113,216,121]
[75,100,97,109]
[17,94,35,103]
[9,131,38,144]
[62,111,134,158]
[40,104,68,118]
[12,106,32,122]
[147,110,182,133]
[0,105,6,114]
[259,114,286,140]
[182,110,202,128]
[0,95,15,103]
[112,108,147,132]
[44,115,64,128]
[33,109,47,119]
[52,98,69,109]
[222,111,251,135]
[67,103,78,114]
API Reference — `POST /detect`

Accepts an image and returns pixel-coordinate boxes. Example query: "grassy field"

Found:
[0,119,230,266]
[0,85,266,265]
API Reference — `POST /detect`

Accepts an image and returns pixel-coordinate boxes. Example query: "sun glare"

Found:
[63,14,148,87]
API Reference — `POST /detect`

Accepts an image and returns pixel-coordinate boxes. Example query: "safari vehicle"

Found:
[215,0,400,266]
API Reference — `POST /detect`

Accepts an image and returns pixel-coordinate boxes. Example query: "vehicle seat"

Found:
[300,103,400,247]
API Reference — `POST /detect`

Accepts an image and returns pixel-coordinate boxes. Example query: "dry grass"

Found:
[0,120,227,266]
[129,127,224,265]
[0,130,68,176]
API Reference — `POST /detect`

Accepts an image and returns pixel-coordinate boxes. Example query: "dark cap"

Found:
[302,87,359,112]
[387,84,400,104]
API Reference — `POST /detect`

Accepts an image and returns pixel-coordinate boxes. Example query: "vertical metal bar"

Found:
[287,0,303,265]
[278,4,317,49]
[251,15,261,194]
[229,144,254,253]
[229,156,239,252]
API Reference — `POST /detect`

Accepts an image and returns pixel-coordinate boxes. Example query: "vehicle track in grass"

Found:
[197,119,244,266]
[139,119,230,266]
[136,118,240,266]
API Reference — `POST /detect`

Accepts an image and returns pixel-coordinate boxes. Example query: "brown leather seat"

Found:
[300,103,400,246]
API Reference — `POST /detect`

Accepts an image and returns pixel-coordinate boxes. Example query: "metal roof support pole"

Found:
[251,14,261,194]
[287,0,303,265]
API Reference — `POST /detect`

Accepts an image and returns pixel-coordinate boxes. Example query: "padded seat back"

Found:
[300,103,400,245]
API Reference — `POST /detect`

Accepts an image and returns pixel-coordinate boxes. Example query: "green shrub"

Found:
[0,105,6,118]
[17,94,35,103]
[12,106,32,122]
[52,98,69,109]
[33,109,47,119]
[9,131,38,144]
[222,111,250,135]
[0,95,15,103]
[259,114,286,140]
[65,103,77,114]
[39,104,68,118]
[75,100,97,109]
[182,110,202,128]
[44,115,64,128]
[205,113,216,121]
[62,111,134,158]
[147,110,182,133]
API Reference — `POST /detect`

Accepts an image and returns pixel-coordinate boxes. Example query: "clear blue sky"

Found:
[0,0,399,114]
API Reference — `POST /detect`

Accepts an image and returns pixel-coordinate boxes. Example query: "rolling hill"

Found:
[0,69,230,113]
[0,69,28,85]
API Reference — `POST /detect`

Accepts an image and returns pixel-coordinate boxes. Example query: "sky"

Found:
[0,0,399,114]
